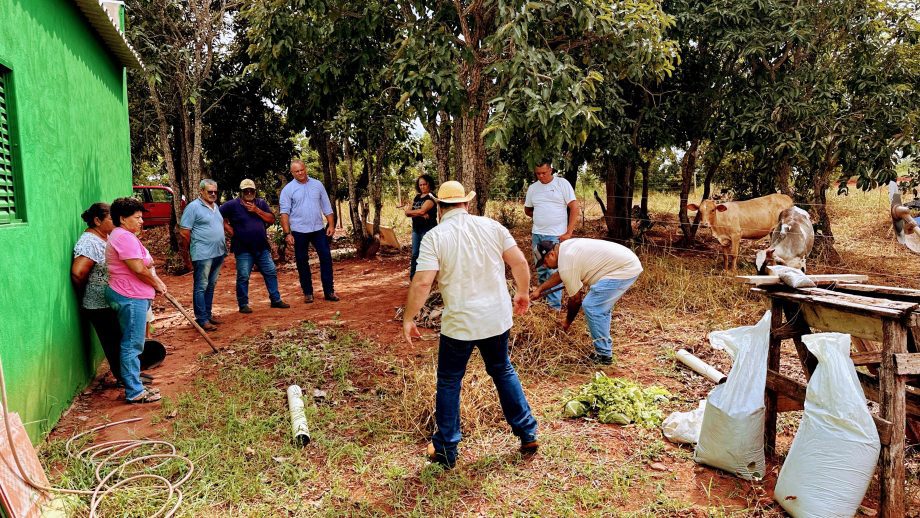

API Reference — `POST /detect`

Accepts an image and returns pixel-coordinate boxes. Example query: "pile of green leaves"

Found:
[563,373,671,428]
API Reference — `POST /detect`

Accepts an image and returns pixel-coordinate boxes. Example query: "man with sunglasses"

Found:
[180,179,227,331]
[220,179,290,314]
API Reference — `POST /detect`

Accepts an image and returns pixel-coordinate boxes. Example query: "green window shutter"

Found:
[0,71,17,224]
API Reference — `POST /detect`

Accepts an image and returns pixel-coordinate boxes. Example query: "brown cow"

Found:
[688,193,794,270]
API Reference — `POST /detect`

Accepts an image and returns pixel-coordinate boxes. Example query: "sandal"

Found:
[127,389,162,404]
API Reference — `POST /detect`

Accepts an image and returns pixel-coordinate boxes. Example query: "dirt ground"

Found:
[46,207,919,515]
[50,250,417,443]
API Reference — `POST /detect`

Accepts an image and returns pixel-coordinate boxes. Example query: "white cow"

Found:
[755,206,814,273]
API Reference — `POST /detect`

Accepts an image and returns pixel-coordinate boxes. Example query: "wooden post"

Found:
[880,319,907,518]
[765,299,784,457]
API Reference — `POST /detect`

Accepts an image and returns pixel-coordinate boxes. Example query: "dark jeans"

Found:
[83,307,122,383]
[293,229,334,297]
[409,229,431,279]
[235,249,282,307]
[431,330,538,466]
[192,255,224,325]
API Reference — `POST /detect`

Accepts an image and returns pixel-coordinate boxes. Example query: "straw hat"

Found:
[435,181,476,204]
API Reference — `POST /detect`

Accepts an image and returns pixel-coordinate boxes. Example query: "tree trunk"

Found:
[459,110,490,214]
[326,136,340,226]
[776,158,793,197]
[452,114,463,187]
[640,159,649,222]
[689,147,724,241]
[344,138,377,259]
[811,152,840,264]
[422,111,452,185]
[605,158,634,243]
[678,139,701,245]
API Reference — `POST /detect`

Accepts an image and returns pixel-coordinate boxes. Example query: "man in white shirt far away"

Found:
[524,160,579,310]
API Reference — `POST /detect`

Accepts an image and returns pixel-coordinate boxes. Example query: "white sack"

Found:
[774,333,880,518]
[694,311,770,480]
[662,400,706,444]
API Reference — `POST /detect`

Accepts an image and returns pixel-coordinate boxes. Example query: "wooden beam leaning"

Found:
[851,351,882,366]
[880,319,907,518]
[765,370,893,446]
[765,301,784,457]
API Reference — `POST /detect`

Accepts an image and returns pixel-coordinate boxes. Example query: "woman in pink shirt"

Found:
[105,197,168,404]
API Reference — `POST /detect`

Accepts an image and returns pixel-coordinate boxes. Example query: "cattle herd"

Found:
[688,193,814,272]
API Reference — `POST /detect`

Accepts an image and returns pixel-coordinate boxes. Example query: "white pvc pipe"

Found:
[286,385,311,446]
[676,349,727,384]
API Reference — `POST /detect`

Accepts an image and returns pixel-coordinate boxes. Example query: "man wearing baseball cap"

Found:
[219,179,290,314]
[402,181,539,469]
[530,238,642,365]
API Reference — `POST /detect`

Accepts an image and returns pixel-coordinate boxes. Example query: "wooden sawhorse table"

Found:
[746,281,920,518]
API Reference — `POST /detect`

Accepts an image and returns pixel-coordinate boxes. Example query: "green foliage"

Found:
[562,373,671,427]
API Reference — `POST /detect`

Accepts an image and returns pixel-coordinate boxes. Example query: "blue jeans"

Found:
[410,229,430,279]
[532,233,561,309]
[293,229,334,297]
[582,277,639,357]
[235,249,281,307]
[192,255,224,325]
[431,330,538,466]
[106,287,150,400]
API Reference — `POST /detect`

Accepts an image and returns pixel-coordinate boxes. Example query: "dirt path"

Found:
[49,252,415,443]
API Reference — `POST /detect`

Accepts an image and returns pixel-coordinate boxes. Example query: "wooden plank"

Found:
[857,371,920,419]
[801,305,885,342]
[879,320,907,518]
[765,290,913,320]
[735,274,868,286]
[837,283,920,302]
[851,351,882,366]
[895,353,920,376]
[765,301,784,457]
[765,370,892,445]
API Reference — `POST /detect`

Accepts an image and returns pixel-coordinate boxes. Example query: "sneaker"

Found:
[200,321,218,332]
[209,315,223,325]
[589,352,613,365]
[425,443,455,469]
[304,294,314,303]
[520,440,540,455]
[325,293,340,302]
[270,300,290,309]
[239,305,253,314]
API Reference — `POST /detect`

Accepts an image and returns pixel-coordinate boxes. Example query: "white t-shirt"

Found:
[524,176,576,236]
[416,208,516,341]
[557,238,643,296]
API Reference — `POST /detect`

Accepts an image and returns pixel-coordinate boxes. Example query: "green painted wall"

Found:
[0,0,132,441]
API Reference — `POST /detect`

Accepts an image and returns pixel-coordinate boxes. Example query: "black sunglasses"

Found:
[206,190,218,194]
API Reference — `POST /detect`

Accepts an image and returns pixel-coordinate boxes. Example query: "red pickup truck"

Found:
[132,185,178,228]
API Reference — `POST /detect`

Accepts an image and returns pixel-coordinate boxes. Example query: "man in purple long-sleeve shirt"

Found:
[279,159,339,303]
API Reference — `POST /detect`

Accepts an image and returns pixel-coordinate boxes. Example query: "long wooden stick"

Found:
[164,292,219,353]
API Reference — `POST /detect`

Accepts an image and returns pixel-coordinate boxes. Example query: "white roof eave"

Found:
[72,0,145,70]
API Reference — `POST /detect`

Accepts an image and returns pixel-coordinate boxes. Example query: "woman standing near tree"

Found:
[404,174,438,279]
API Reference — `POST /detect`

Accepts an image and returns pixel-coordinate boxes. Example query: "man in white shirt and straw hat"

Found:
[402,180,539,468]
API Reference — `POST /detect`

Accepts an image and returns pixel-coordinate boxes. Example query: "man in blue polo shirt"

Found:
[180,179,227,331]
[220,179,290,314]
[280,159,339,303]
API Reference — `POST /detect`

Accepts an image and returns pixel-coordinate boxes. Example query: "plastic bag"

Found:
[694,311,770,480]
[774,333,880,517]
[769,265,816,288]
[662,400,706,444]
